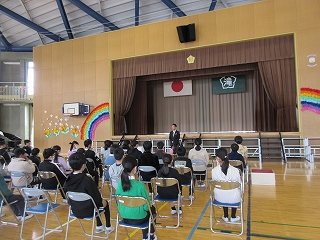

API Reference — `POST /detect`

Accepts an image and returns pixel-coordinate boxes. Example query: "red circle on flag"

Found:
[171,81,183,92]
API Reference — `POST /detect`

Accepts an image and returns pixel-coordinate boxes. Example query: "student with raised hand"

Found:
[157,154,182,215]
[212,147,241,223]
[188,138,209,187]
[115,155,157,240]
[64,153,114,234]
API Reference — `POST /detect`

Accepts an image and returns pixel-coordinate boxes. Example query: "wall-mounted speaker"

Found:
[176,23,196,43]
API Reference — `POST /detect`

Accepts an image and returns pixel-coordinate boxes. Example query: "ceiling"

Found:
[0,0,261,52]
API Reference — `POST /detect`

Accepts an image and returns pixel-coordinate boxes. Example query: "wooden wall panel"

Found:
[84,36,96,63]
[96,61,109,91]
[72,39,84,65]
[197,12,217,46]
[148,23,164,53]
[73,63,85,92]
[41,69,52,95]
[296,0,320,30]
[134,25,150,55]
[84,62,96,92]
[121,27,135,57]
[234,4,255,40]
[253,0,276,37]
[216,8,236,43]
[62,66,74,94]
[51,67,63,94]
[61,41,73,66]
[41,45,52,70]
[52,43,63,68]
[108,30,122,59]
[95,34,108,61]
[274,0,297,33]
[163,18,181,51]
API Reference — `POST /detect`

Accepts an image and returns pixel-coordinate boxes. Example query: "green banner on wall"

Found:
[212,75,246,94]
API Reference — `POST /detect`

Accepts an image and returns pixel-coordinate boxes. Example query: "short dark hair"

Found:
[14,148,26,158]
[31,148,40,156]
[68,153,86,171]
[234,136,243,144]
[130,140,138,147]
[143,141,152,151]
[114,148,124,161]
[231,143,239,152]
[172,123,177,127]
[157,141,164,149]
[43,148,55,159]
[84,139,92,147]
[110,144,119,154]
[76,148,86,155]
[0,139,5,146]
[24,139,31,145]
[176,146,186,156]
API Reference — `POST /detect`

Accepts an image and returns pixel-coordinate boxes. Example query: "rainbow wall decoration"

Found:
[81,102,110,140]
[300,88,320,114]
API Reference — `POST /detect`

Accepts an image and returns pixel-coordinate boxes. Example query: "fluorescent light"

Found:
[3,62,20,65]
[3,104,20,106]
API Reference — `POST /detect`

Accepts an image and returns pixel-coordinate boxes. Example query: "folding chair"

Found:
[20,187,63,240]
[115,195,158,240]
[108,176,121,220]
[1,158,11,184]
[209,180,244,236]
[228,160,245,189]
[138,166,157,199]
[151,177,181,228]
[0,189,19,225]
[191,160,208,191]
[101,166,111,199]
[174,167,194,206]
[38,171,66,203]
[65,191,108,240]
[10,171,32,194]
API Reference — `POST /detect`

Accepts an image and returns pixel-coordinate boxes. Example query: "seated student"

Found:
[138,141,160,192]
[104,144,118,181]
[0,139,11,165]
[84,139,103,179]
[102,140,113,159]
[127,140,142,159]
[154,141,165,160]
[39,148,67,199]
[64,153,114,234]
[212,148,241,223]
[77,148,99,186]
[173,146,194,199]
[234,135,248,161]
[23,140,32,156]
[188,138,209,187]
[157,154,182,215]
[228,143,246,172]
[8,148,38,187]
[52,145,71,174]
[115,156,157,240]
[109,148,124,189]
[0,174,33,221]
[68,141,79,157]
[121,140,130,154]
[29,148,41,177]
[169,139,180,155]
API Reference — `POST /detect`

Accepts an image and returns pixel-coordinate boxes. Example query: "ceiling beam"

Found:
[0,31,12,51]
[68,0,119,31]
[161,0,186,17]
[220,0,229,8]
[209,0,218,11]
[0,5,64,42]
[0,46,33,52]
[56,0,74,39]
[135,0,139,26]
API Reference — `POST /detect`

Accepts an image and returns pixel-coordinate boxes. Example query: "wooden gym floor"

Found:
[1,159,319,240]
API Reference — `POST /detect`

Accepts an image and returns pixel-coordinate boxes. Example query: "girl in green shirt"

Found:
[115,156,157,240]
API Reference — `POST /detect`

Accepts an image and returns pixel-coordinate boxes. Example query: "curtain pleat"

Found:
[113,77,136,135]
[258,59,297,131]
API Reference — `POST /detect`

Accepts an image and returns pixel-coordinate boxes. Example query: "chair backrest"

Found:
[110,176,121,190]
[174,160,187,168]
[209,180,241,191]
[138,166,157,173]
[22,187,45,198]
[115,195,148,208]
[174,167,191,175]
[191,159,206,166]
[38,171,57,180]
[67,191,92,202]
[10,171,31,187]
[229,160,244,168]
[10,171,26,178]
[151,177,179,188]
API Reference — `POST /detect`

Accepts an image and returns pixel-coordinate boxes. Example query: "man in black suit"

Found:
[169,123,180,147]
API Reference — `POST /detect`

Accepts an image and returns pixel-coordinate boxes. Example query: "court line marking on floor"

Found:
[124,202,168,240]
[33,218,76,240]
[186,198,210,240]
[247,172,251,240]
[251,220,320,229]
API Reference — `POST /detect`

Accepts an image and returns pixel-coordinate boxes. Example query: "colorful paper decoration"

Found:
[60,124,69,134]
[300,87,320,114]
[71,126,80,138]
[53,127,61,136]
[80,102,110,140]
[44,129,51,138]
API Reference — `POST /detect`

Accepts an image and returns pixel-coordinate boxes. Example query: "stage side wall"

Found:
[33,0,320,151]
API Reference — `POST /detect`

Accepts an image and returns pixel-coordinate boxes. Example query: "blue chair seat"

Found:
[26,203,60,213]
[212,200,240,208]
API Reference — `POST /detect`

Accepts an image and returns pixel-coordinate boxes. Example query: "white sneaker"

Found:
[222,216,229,222]
[231,216,240,222]
[106,225,114,233]
[171,209,182,215]
[17,214,34,221]
[143,234,157,240]
[96,225,105,233]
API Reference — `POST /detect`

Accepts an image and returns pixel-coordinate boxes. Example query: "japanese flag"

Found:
[163,80,192,97]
